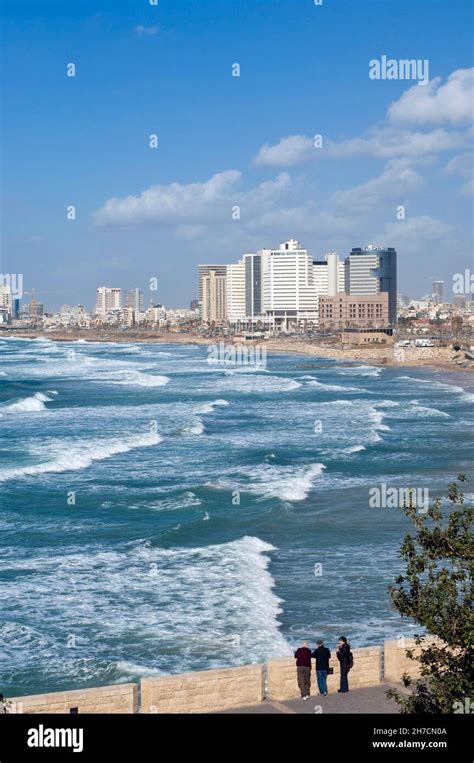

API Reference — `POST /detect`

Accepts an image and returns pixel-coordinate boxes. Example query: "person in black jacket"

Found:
[294,640,312,700]
[336,636,352,693]
[311,640,331,696]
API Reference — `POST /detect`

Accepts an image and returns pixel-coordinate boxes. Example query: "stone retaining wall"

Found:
[7,683,137,714]
[141,664,264,714]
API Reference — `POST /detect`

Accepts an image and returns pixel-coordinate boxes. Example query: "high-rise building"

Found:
[125,288,144,312]
[226,260,246,322]
[313,254,345,297]
[0,285,12,317]
[432,280,444,304]
[244,252,263,318]
[262,239,318,329]
[201,270,227,325]
[96,287,122,315]
[198,265,227,317]
[345,246,397,324]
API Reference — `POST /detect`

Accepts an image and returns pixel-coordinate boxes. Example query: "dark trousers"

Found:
[340,663,349,692]
[316,669,328,695]
[297,666,311,697]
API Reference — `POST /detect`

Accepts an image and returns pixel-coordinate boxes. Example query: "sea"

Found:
[0,336,473,696]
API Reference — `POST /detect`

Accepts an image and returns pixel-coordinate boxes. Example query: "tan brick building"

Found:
[319,292,389,329]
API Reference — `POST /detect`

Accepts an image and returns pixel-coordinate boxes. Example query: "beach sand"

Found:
[1,328,472,373]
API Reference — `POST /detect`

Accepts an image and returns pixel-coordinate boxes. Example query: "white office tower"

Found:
[0,284,12,316]
[312,254,345,326]
[226,259,246,323]
[262,240,318,330]
[95,287,122,315]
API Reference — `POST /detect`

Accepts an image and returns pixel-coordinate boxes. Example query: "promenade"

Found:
[220,684,402,714]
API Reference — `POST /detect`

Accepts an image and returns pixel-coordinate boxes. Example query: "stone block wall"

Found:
[7,683,137,714]
[141,663,264,713]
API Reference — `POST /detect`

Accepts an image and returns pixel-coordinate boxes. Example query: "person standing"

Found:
[336,636,352,693]
[312,639,331,695]
[294,640,312,700]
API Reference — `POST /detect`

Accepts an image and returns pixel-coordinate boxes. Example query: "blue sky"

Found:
[2,0,473,309]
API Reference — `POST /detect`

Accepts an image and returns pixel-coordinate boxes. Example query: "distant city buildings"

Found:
[198,239,397,332]
[432,280,444,304]
[96,287,122,316]
[0,284,12,323]
[125,288,144,312]
[2,250,472,340]
[345,246,397,325]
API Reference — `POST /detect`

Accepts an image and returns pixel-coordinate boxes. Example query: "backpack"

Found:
[347,651,354,671]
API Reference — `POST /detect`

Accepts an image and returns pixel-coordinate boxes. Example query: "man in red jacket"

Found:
[294,640,312,700]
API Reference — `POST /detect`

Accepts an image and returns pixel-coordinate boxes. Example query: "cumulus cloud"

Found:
[253,135,315,167]
[93,170,292,227]
[331,159,423,211]
[445,152,474,195]
[325,127,467,159]
[253,125,469,167]
[388,68,474,125]
[252,68,473,167]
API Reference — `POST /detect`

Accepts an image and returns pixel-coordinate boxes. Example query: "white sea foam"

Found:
[2,392,52,413]
[97,369,170,387]
[336,365,382,377]
[408,401,451,419]
[181,418,205,436]
[221,375,301,393]
[212,463,325,502]
[197,399,230,414]
[0,432,163,482]
[396,376,474,402]
[342,444,366,454]
[306,379,365,393]
[0,536,290,683]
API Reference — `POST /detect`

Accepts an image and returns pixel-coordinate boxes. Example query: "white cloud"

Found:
[253,126,469,167]
[252,68,473,167]
[445,152,474,195]
[388,68,474,125]
[253,135,314,167]
[380,215,453,246]
[331,159,423,211]
[325,127,468,159]
[94,170,292,227]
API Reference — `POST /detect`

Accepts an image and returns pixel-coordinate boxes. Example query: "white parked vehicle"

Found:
[415,338,435,347]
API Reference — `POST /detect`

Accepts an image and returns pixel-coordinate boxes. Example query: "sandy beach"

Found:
[2,328,472,373]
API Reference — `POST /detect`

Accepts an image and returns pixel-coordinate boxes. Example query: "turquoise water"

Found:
[1,337,473,696]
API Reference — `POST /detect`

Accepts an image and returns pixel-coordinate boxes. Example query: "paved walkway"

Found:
[220,684,402,714]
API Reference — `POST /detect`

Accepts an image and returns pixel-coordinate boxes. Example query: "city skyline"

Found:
[2,0,473,310]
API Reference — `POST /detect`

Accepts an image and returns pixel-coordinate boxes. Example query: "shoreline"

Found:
[1,328,473,374]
